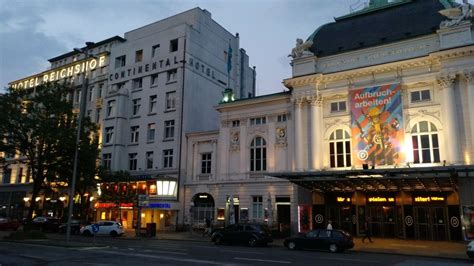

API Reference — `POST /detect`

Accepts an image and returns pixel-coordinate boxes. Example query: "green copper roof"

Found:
[335,0,412,21]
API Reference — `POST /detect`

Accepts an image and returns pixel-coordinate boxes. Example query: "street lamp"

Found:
[66,41,95,242]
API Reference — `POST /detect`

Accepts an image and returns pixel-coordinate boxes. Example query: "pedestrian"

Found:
[362,217,373,243]
[327,220,333,230]
[204,217,211,236]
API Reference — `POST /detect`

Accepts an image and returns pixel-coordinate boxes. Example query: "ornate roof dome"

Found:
[308,0,456,57]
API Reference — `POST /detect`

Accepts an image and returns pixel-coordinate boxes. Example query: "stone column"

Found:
[309,95,323,170]
[294,98,305,171]
[437,74,461,164]
[211,140,217,180]
[464,70,474,162]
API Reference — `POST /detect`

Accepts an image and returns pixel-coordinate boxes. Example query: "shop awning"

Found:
[268,165,474,193]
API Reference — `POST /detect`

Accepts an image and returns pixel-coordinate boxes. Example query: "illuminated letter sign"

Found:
[350,83,405,166]
[414,196,445,202]
[336,197,351,203]
[368,196,395,203]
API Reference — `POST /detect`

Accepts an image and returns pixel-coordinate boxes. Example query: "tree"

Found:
[98,170,138,221]
[0,82,99,224]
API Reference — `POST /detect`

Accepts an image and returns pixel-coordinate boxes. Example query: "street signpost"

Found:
[91,223,99,244]
[136,195,149,237]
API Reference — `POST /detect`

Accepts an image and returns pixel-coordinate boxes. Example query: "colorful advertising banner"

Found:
[350,83,404,166]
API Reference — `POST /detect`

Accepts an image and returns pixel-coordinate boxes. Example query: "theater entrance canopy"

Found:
[268,166,474,193]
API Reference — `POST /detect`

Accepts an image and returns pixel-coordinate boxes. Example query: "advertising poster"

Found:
[350,83,405,166]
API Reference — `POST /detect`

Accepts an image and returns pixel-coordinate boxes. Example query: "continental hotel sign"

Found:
[9,55,107,89]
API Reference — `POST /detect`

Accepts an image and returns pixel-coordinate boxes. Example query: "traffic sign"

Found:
[92,224,100,233]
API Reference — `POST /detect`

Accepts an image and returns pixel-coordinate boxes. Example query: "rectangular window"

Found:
[167,69,177,83]
[147,123,155,142]
[106,100,115,117]
[105,127,114,144]
[97,83,104,98]
[2,169,12,184]
[151,74,158,86]
[149,95,157,113]
[146,151,154,169]
[330,101,347,113]
[102,153,112,169]
[132,98,141,116]
[411,89,431,103]
[88,86,94,101]
[252,196,263,219]
[201,153,212,174]
[277,114,287,122]
[95,108,101,123]
[132,78,143,90]
[129,153,137,171]
[166,91,176,110]
[250,117,266,125]
[17,167,23,183]
[135,49,143,62]
[130,126,139,143]
[152,44,160,57]
[170,39,178,52]
[117,82,126,91]
[164,120,175,139]
[232,120,240,127]
[115,55,126,69]
[163,149,173,168]
[75,90,81,104]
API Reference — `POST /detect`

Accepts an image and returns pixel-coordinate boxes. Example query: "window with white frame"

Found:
[250,137,267,171]
[250,117,266,125]
[95,108,101,123]
[104,127,114,144]
[166,91,176,110]
[277,114,287,122]
[116,82,126,91]
[146,151,154,169]
[132,98,141,116]
[132,78,142,90]
[151,74,158,86]
[167,69,177,82]
[232,120,240,127]
[147,123,155,142]
[102,153,112,169]
[329,129,351,168]
[330,101,347,113]
[152,44,160,58]
[411,89,431,103]
[97,83,103,98]
[106,100,115,117]
[163,149,173,168]
[115,55,126,69]
[252,196,263,219]
[164,120,175,139]
[411,121,440,164]
[88,86,94,101]
[149,95,157,113]
[130,126,139,143]
[129,153,137,171]
[201,153,212,174]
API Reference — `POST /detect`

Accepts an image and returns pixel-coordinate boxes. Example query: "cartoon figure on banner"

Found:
[354,105,400,166]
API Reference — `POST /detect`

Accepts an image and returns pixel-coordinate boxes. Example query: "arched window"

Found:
[329,129,351,168]
[411,121,440,164]
[250,137,266,171]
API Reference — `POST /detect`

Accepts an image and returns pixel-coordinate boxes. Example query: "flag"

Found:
[227,44,232,74]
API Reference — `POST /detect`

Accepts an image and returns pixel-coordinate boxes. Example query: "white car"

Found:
[80,221,123,237]
[467,241,474,258]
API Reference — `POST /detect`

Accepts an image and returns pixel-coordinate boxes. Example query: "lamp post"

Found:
[66,41,95,242]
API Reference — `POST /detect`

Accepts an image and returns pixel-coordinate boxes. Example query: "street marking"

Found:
[97,250,222,265]
[74,246,109,251]
[234,257,292,264]
[221,250,264,255]
[318,257,380,263]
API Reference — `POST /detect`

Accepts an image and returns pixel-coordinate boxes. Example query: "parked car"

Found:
[284,229,354,253]
[30,217,62,232]
[58,219,84,235]
[80,220,123,237]
[0,218,20,231]
[467,241,474,258]
[211,223,272,247]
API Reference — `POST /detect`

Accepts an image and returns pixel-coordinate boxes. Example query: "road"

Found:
[0,237,470,266]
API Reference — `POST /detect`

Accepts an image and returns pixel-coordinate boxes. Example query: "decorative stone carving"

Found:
[230,131,239,151]
[439,0,473,28]
[293,97,306,108]
[417,109,440,119]
[436,74,456,90]
[289,38,314,59]
[308,95,323,107]
[276,127,287,146]
[462,70,474,83]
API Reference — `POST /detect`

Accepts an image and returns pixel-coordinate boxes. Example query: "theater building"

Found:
[185,0,474,241]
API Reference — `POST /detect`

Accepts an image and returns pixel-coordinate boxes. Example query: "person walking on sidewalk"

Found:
[362,217,373,243]
[203,217,211,237]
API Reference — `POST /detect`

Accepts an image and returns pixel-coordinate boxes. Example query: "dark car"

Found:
[0,218,20,231]
[284,229,354,253]
[30,217,62,232]
[211,223,272,247]
[58,219,84,235]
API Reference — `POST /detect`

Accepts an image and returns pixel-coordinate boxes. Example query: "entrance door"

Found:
[382,206,396,238]
[367,206,383,237]
[431,207,447,241]
[414,207,431,240]
[277,204,291,235]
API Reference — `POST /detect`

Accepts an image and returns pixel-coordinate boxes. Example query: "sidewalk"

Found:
[122,230,469,260]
